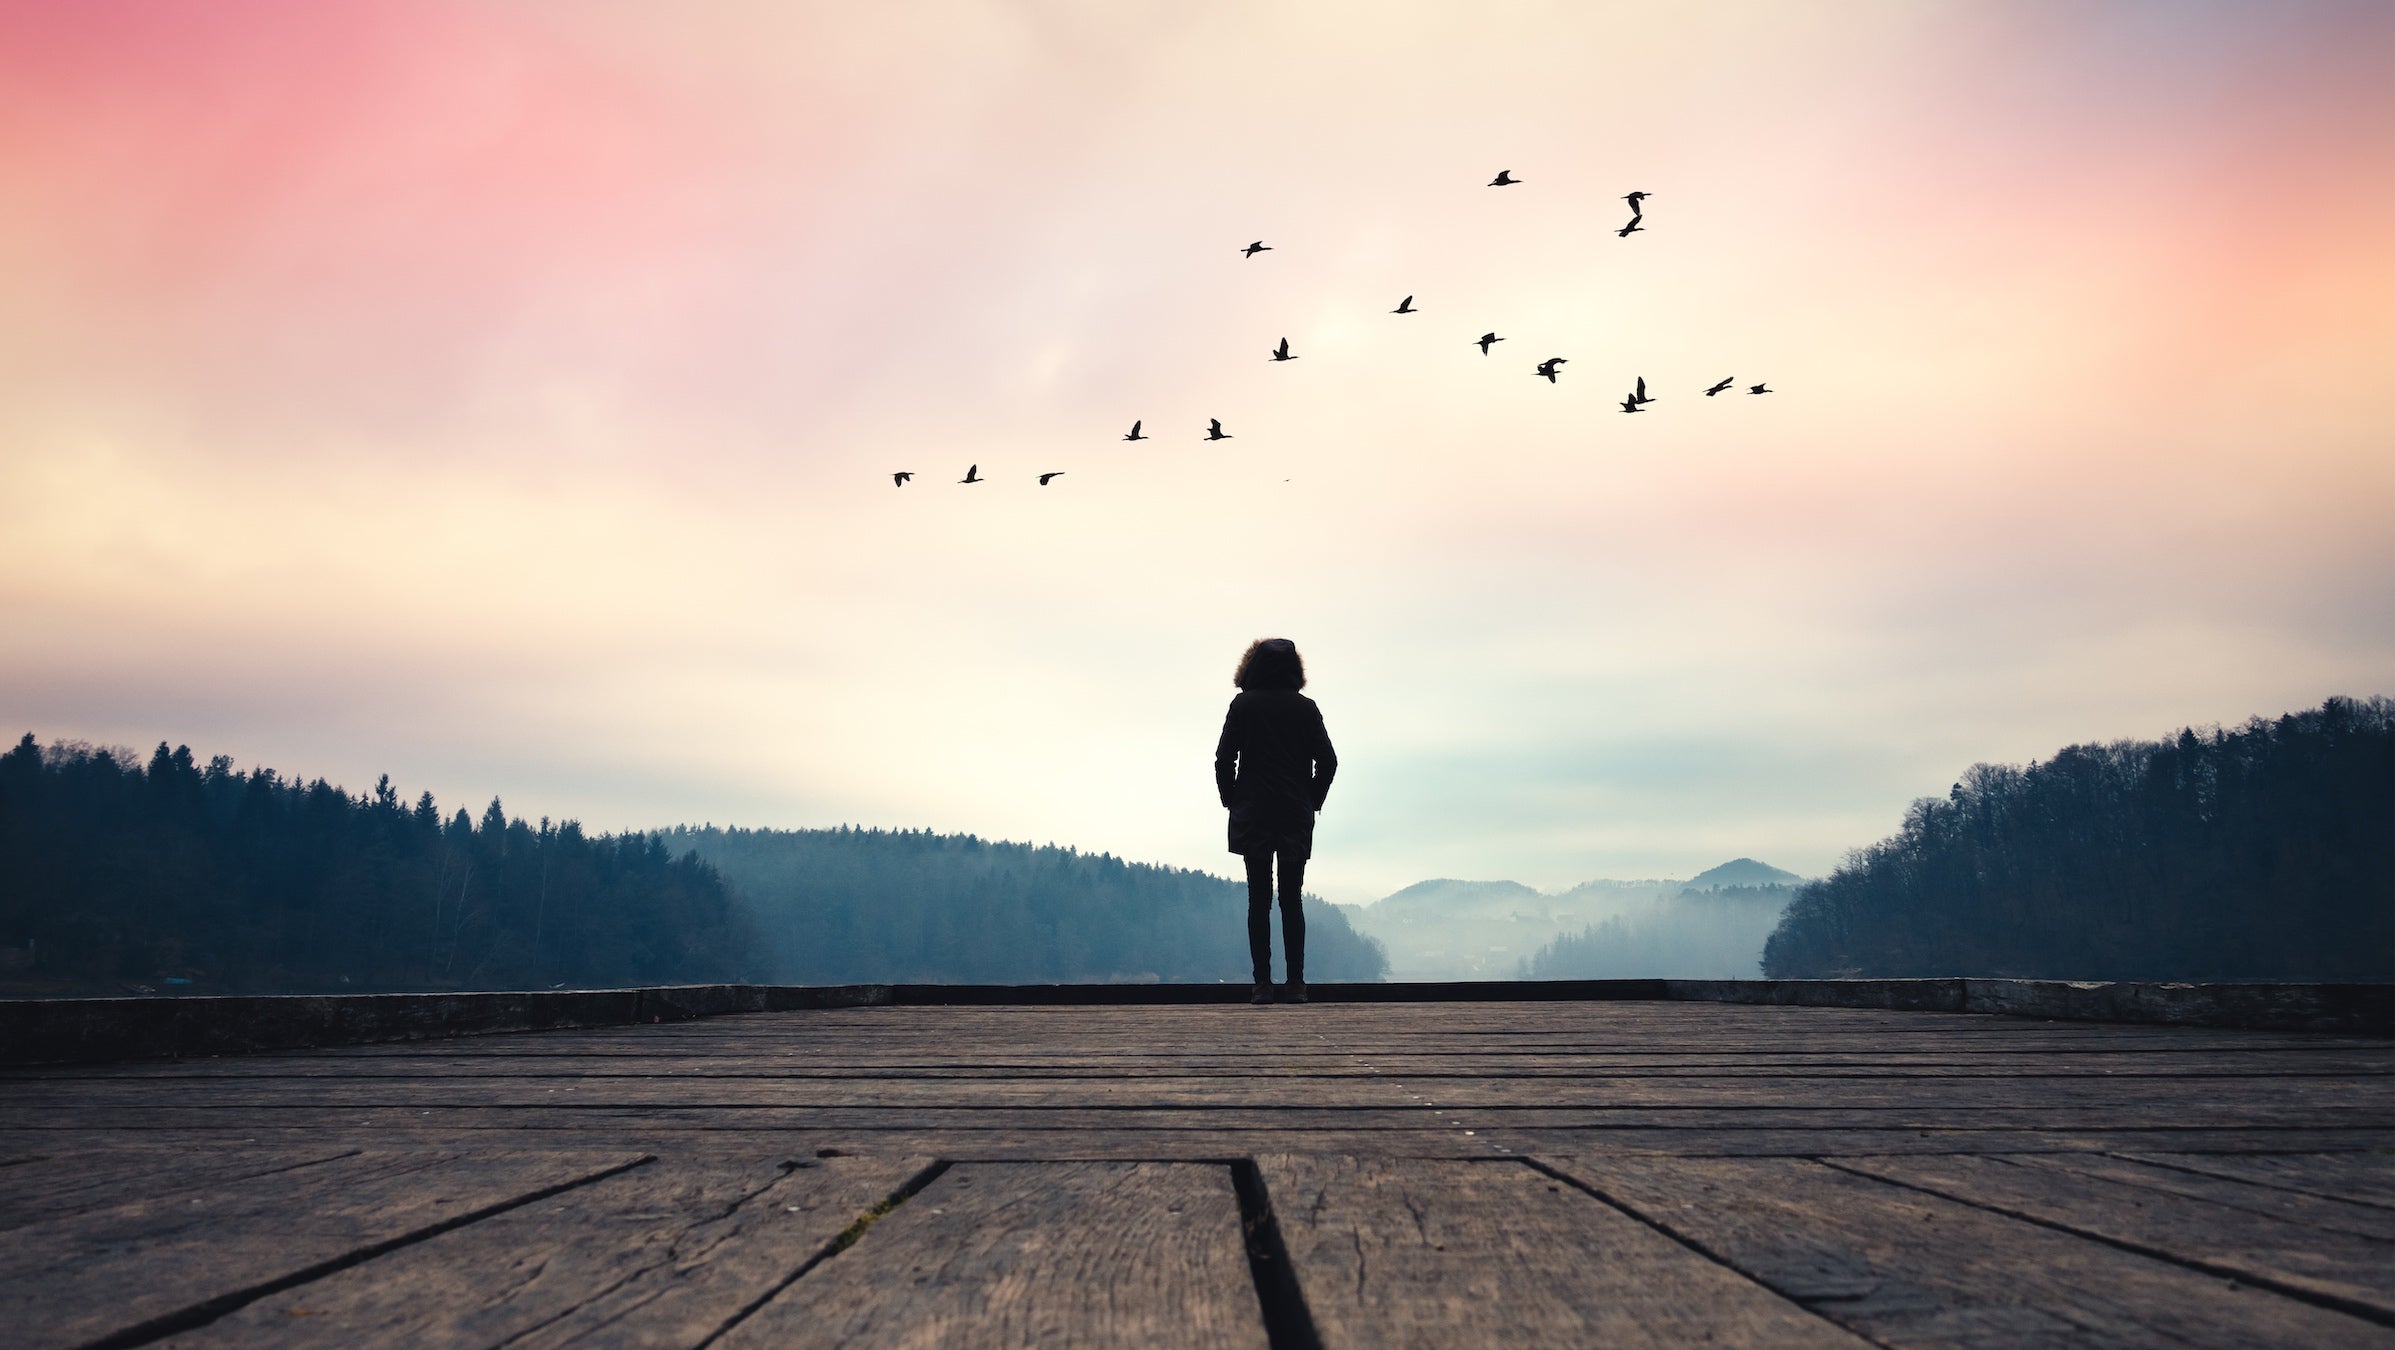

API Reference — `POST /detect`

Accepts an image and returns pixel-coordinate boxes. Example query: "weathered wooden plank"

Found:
[2006,1152,2395,1241]
[1545,1155,2390,1348]
[0,1145,359,1232]
[24,1047,2388,1078]
[1260,1154,1867,1348]
[1,1125,2389,1172]
[2,1100,2377,1141]
[8,1074,2383,1120]
[0,1149,645,1350]
[1832,1153,2395,1322]
[160,1153,932,1349]
[3,1112,2387,1166]
[719,1161,1268,1349]
[543,1024,2379,1053]
[2117,1152,2395,1211]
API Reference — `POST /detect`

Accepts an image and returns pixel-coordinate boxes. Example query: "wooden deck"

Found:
[2,999,2390,1347]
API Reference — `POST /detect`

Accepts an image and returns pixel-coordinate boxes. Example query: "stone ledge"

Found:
[2,978,2384,1065]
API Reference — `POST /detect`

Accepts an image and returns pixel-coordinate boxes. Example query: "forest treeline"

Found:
[1762,696,2394,981]
[0,735,758,995]
[662,825,1389,984]
[0,733,1388,995]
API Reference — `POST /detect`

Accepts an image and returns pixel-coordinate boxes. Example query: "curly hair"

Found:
[1233,638,1306,691]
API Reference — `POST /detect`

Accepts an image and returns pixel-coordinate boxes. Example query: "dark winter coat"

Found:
[1214,690,1338,858]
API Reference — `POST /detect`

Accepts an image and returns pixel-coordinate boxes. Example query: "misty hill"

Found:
[1764,695,2394,981]
[0,736,759,997]
[1521,885,1797,980]
[1371,879,1547,919]
[1683,858,1803,889]
[664,825,1387,985]
[1344,865,1801,981]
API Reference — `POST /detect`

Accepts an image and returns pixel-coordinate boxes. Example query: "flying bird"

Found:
[1632,376,1653,405]
[1620,396,1643,414]
[1623,191,1650,213]
[1205,418,1232,440]
[892,472,913,486]
[1241,240,1271,258]
[1475,332,1504,355]
[1039,472,1065,485]
[1392,295,1416,314]
[1705,378,1734,396]
[1536,357,1567,383]
[1488,170,1520,186]
[959,464,982,484]
[1270,337,1296,362]
[1748,383,1772,395]
[1123,420,1147,441]
[1616,218,1645,238]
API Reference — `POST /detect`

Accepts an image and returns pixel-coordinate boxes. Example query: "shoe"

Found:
[1250,982,1273,1005]
[1284,980,1307,1004]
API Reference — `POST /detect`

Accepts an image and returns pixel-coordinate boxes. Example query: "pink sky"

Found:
[3,0,2390,898]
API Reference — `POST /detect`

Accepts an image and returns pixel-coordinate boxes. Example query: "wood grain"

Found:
[1261,1153,1868,1348]
[0,998,2383,1346]
[1546,1154,2391,1348]
[721,1161,1268,1349]
[0,1149,644,1350]
[1830,1152,2395,1322]
[0,1145,359,1232]
[161,1153,931,1349]
[2117,1151,2395,1211]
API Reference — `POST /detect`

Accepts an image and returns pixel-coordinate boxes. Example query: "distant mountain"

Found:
[1680,858,1804,891]
[1371,878,1545,917]
[1345,860,1804,981]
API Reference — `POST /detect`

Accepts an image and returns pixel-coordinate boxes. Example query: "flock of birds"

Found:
[895,171,1772,488]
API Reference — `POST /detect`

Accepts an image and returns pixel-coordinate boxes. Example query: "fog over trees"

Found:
[1350,861,1804,981]
[1520,883,1799,980]
[1763,696,2394,981]
[0,735,757,995]
[8,694,2380,994]
[0,736,1388,995]
[664,825,1388,985]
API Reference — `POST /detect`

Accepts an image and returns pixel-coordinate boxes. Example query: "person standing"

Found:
[1214,638,1338,1004]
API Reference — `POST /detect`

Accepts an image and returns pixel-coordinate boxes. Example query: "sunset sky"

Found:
[3,0,2390,900]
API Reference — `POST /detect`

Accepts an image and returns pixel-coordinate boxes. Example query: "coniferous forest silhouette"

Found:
[0,694,2385,996]
[0,735,1385,995]
[1763,696,2393,982]
[0,735,758,995]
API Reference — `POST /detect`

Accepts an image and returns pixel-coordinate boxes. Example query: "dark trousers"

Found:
[1244,850,1306,985]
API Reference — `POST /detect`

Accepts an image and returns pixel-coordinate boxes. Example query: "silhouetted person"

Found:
[1206,418,1232,440]
[892,472,913,486]
[1488,170,1519,186]
[1705,377,1734,396]
[1123,420,1148,441]
[1039,472,1065,484]
[1392,295,1417,314]
[1242,241,1271,258]
[1215,638,1336,1004]
[1537,357,1566,383]
[1476,332,1504,355]
[1271,337,1297,362]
